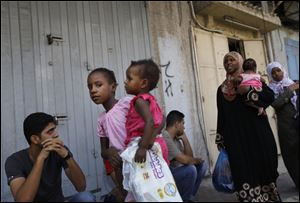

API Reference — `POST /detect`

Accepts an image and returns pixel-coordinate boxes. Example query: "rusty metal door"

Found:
[193,28,229,171]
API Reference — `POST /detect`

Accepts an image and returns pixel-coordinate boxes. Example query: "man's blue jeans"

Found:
[66,191,96,202]
[170,162,208,201]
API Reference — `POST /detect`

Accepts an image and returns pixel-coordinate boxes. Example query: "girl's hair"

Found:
[129,59,160,91]
[243,58,257,72]
[88,67,117,84]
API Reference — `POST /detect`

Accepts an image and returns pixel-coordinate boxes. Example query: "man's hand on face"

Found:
[38,144,51,161]
[176,133,187,141]
[41,138,68,159]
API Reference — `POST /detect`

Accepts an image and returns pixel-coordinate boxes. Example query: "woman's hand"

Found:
[217,143,225,151]
[288,82,299,91]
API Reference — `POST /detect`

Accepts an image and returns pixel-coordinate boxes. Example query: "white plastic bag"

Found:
[121,137,182,202]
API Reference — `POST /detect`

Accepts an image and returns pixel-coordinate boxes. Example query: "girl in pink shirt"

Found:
[124,59,169,164]
[87,68,128,201]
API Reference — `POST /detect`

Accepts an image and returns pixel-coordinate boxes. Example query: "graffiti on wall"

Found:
[160,61,174,97]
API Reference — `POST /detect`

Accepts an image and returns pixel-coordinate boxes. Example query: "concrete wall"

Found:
[146,1,209,164]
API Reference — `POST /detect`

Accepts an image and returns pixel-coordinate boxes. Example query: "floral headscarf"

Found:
[221,51,244,101]
[267,61,297,111]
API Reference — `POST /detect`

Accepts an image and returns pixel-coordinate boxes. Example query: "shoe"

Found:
[103,194,117,202]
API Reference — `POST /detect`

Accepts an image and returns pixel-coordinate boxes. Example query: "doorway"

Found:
[228,38,245,59]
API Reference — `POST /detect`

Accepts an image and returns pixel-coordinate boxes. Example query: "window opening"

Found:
[228,38,245,59]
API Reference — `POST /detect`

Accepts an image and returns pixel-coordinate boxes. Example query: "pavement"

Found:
[94,155,299,202]
[195,155,299,202]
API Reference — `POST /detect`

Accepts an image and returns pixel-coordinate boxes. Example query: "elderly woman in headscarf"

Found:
[215,51,281,202]
[267,61,299,189]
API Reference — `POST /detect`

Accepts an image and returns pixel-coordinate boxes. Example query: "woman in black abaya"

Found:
[215,51,281,202]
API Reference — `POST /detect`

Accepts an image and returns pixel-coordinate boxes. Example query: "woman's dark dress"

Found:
[272,88,299,188]
[216,83,281,202]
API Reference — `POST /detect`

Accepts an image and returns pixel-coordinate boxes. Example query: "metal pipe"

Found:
[224,16,259,31]
[264,32,274,63]
[272,1,283,14]
[188,1,223,34]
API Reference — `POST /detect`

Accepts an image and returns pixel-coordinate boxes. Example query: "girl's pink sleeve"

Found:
[138,94,163,126]
[97,113,107,138]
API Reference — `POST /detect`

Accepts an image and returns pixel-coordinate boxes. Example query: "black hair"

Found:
[88,67,117,85]
[166,110,185,128]
[243,58,257,72]
[129,59,160,91]
[23,112,56,145]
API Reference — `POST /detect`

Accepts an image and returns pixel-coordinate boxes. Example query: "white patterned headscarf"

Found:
[221,51,244,101]
[266,61,297,111]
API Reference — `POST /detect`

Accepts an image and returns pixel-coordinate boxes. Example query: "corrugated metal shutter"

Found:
[1,1,151,201]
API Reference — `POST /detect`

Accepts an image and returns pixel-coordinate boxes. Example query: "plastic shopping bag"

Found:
[121,137,182,202]
[212,149,235,193]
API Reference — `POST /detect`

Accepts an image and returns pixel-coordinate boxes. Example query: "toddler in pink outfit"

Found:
[239,73,262,90]
[124,59,169,165]
[234,58,266,115]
